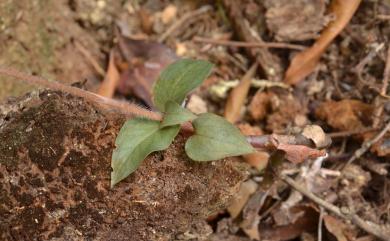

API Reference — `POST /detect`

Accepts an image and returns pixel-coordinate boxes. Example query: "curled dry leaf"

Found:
[271,135,326,163]
[302,125,331,149]
[277,143,326,163]
[97,51,120,98]
[284,0,362,85]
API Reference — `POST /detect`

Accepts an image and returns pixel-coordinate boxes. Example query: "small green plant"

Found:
[111,59,255,187]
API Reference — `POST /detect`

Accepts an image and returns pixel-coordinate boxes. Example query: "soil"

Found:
[0,0,105,99]
[0,91,248,241]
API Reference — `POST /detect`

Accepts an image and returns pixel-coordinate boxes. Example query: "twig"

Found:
[193,36,306,50]
[342,120,390,170]
[0,66,161,120]
[354,43,385,85]
[381,46,390,97]
[74,41,105,77]
[318,207,324,241]
[279,174,390,240]
[372,46,390,127]
[327,127,377,138]
[247,134,314,149]
[377,14,390,20]
[158,5,212,43]
[222,0,283,81]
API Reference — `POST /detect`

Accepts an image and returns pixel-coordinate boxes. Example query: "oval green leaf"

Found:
[160,101,197,128]
[185,113,254,161]
[111,118,180,187]
[153,59,213,112]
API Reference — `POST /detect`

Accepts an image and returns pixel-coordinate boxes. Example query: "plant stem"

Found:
[0,66,161,120]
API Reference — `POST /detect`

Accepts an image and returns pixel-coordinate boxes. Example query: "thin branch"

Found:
[193,36,306,50]
[247,134,313,149]
[327,127,377,138]
[158,6,212,43]
[279,174,390,240]
[342,120,390,170]
[74,41,105,77]
[381,46,390,97]
[318,207,324,241]
[377,14,390,20]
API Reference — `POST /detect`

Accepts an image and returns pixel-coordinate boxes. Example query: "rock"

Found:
[0,90,248,241]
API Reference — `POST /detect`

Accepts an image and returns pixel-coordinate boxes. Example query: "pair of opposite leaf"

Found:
[111,59,254,187]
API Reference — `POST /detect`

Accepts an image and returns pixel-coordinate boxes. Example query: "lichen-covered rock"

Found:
[0,91,248,241]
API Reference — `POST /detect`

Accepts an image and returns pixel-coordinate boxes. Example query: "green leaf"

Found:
[185,113,254,161]
[153,59,213,112]
[160,101,197,128]
[111,118,180,187]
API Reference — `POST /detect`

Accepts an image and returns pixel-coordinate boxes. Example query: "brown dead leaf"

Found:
[117,37,178,107]
[272,135,326,163]
[249,91,273,121]
[97,51,120,98]
[278,143,326,163]
[284,0,362,85]
[302,125,331,149]
[324,215,348,241]
[261,205,319,241]
[316,100,373,131]
[241,189,269,241]
[224,63,257,123]
[227,180,258,218]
